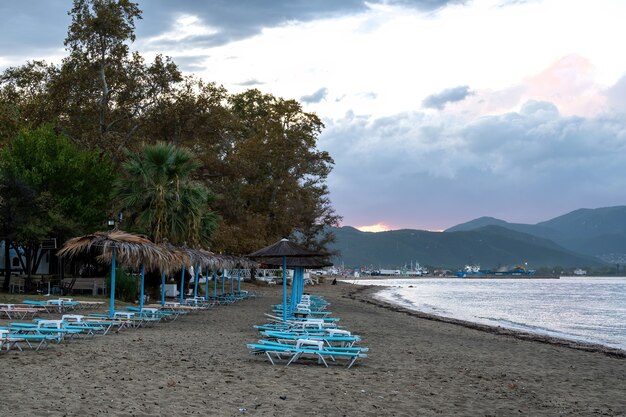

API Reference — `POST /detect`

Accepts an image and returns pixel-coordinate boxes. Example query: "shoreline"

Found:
[1,281,625,416]
[345,283,626,359]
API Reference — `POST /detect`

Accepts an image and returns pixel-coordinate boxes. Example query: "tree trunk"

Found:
[3,239,11,291]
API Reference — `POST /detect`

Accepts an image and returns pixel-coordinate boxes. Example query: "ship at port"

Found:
[456,264,538,278]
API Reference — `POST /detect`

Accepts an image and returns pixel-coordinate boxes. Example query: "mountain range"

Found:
[329,206,626,270]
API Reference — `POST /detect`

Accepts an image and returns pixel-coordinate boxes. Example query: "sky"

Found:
[2,0,626,232]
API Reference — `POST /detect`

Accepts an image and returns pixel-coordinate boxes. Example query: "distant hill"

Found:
[445,206,626,261]
[445,216,557,240]
[329,225,604,270]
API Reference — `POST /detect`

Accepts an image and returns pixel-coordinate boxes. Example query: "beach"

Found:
[1,281,625,416]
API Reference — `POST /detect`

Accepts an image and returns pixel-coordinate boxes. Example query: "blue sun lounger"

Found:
[0,328,58,351]
[247,341,368,368]
[260,330,361,348]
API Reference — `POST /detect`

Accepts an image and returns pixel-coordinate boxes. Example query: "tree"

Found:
[0,1,182,159]
[113,142,218,246]
[0,126,114,289]
[212,89,341,253]
[63,0,182,157]
[0,2,340,256]
[0,170,40,290]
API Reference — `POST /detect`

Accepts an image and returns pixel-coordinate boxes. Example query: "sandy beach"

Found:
[1,281,625,416]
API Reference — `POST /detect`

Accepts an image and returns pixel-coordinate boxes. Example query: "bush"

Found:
[106,267,138,303]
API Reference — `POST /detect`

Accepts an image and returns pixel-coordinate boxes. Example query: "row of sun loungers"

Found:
[248,294,368,368]
[0,298,105,318]
[0,291,257,353]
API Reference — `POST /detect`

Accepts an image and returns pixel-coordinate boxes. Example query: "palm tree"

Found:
[113,142,218,246]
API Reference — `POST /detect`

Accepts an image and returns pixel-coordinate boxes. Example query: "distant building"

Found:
[573,268,587,276]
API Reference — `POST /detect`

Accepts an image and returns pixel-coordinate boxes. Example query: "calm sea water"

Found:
[346,276,626,351]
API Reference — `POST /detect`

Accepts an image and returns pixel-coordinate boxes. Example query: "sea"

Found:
[345,276,626,351]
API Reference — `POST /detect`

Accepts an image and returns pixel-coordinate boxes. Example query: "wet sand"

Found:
[1,281,625,416]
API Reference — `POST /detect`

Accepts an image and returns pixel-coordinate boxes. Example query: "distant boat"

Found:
[456,264,536,278]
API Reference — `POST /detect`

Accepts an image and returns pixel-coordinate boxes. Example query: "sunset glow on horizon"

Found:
[356,223,393,233]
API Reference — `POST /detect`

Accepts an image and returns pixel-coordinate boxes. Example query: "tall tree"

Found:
[214,89,341,253]
[113,142,218,246]
[0,171,39,290]
[0,126,114,288]
[63,0,182,156]
[0,1,341,256]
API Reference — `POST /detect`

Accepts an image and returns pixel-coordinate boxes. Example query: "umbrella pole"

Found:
[179,266,186,304]
[237,269,241,294]
[294,267,300,307]
[300,267,305,303]
[160,271,166,307]
[213,270,217,299]
[205,268,209,301]
[290,267,297,316]
[221,270,225,295]
[139,264,145,312]
[282,255,287,322]
[193,263,199,298]
[109,247,117,319]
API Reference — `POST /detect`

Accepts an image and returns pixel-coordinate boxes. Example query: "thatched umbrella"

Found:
[259,256,333,268]
[194,249,220,300]
[260,256,333,313]
[156,242,192,305]
[97,239,185,311]
[247,238,321,258]
[247,238,325,322]
[230,256,258,294]
[58,230,169,318]
[178,246,219,299]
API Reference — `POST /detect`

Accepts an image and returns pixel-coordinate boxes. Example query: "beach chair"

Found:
[60,315,109,336]
[0,327,57,351]
[260,330,361,348]
[0,303,41,320]
[247,341,367,368]
[0,329,26,351]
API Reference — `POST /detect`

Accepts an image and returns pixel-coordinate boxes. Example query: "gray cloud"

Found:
[136,0,466,45]
[236,78,265,87]
[422,85,473,110]
[0,0,465,65]
[0,1,70,53]
[321,101,626,230]
[301,88,328,104]
[170,56,209,71]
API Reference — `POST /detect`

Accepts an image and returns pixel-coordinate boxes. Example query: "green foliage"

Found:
[113,142,217,246]
[0,1,340,257]
[1,126,115,233]
[206,89,340,253]
[106,266,137,303]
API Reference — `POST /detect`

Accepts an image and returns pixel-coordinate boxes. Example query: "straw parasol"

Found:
[58,230,170,317]
[259,256,333,268]
[247,238,326,322]
[259,256,333,315]
[247,238,321,258]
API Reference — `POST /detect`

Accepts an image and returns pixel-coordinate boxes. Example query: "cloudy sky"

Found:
[2,0,626,232]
